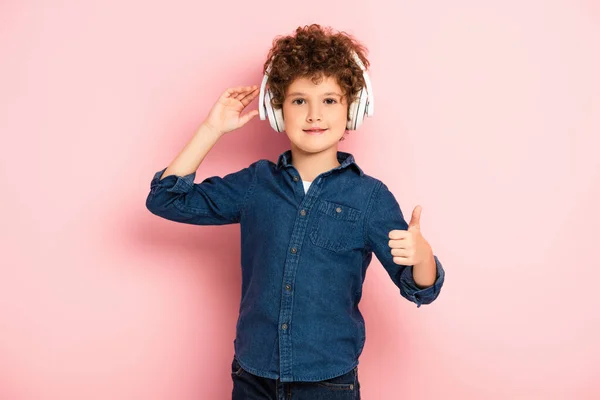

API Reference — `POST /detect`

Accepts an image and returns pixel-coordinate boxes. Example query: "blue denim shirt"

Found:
[146,150,445,382]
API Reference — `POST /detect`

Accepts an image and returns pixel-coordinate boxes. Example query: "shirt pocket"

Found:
[309,200,362,252]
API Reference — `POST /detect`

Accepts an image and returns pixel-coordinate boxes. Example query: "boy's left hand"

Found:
[388,205,433,266]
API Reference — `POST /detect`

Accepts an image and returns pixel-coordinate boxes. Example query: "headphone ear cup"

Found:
[347,98,358,130]
[346,87,367,130]
[273,107,285,133]
[265,89,285,132]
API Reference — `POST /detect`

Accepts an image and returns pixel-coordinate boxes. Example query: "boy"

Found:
[146,24,445,400]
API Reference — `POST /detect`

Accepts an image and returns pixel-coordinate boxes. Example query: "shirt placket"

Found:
[277,169,324,382]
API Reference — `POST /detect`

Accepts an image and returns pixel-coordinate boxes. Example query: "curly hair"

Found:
[263,24,370,124]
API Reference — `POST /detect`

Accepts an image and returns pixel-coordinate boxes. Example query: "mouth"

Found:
[303,129,328,135]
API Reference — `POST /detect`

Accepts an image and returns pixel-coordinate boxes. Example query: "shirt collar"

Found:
[275,149,364,176]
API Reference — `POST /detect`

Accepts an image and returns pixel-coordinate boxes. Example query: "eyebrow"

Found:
[287,92,343,97]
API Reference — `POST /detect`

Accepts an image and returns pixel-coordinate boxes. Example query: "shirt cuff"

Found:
[399,255,445,308]
[151,168,196,194]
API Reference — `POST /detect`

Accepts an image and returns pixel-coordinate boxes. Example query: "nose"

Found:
[306,104,322,123]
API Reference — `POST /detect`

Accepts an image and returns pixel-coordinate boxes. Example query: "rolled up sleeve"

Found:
[364,181,445,307]
[145,161,260,225]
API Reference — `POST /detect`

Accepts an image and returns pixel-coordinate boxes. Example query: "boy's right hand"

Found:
[204,85,261,134]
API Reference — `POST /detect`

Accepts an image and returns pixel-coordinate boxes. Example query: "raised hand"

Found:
[205,85,260,134]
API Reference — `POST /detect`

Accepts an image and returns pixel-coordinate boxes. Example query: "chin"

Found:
[294,142,340,154]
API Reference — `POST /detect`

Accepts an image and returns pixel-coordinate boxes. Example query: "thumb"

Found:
[239,109,259,127]
[408,205,422,231]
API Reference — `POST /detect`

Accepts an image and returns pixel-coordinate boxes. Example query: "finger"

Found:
[388,230,409,240]
[222,87,240,99]
[239,86,260,105]
[238,109,259,126]
[392,256,410,265]
[388,239,410,249]
[233,86,252,100]
[223,85,250,98]
[233,85,258,98]
[390,248,410,257]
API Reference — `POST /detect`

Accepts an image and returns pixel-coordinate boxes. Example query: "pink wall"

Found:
[2,1,599,399]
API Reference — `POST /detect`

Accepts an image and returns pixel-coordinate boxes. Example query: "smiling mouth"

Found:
[303,129,328,134]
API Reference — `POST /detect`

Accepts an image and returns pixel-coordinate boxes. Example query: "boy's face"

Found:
[282,75,347,154]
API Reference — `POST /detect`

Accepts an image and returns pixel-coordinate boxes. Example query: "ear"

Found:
[339,130,349,142]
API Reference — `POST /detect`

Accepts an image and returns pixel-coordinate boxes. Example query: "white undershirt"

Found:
[302,180,312,193]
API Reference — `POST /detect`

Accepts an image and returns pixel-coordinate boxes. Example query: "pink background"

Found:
[2,1,599,399]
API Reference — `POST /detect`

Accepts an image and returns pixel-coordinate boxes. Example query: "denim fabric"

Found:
[231,356,360,399]
[146,150,445,383]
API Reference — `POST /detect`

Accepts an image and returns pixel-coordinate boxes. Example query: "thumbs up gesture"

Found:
[388,205,433,266]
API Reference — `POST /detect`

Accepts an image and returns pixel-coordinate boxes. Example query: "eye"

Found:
[291,98,338,105]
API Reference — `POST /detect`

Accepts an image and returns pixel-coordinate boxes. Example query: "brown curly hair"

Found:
[263,24,370,128]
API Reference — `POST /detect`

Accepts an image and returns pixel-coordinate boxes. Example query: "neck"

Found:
[290,145,342,182]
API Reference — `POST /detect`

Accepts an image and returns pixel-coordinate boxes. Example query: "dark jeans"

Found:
[231,356,361,400]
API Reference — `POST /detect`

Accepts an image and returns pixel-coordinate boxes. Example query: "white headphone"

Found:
[258,50,374,132]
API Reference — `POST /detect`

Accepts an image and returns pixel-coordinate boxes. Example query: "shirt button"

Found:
[282,323,288,330]
[290,248,297,254]
[336,207,342,213]
[300,209,306,216]
[285,284,292,291]
[293,176,299,182]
